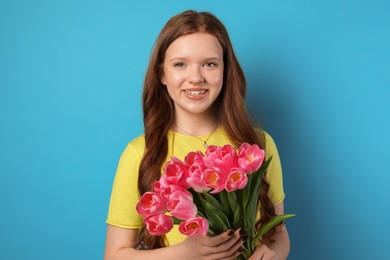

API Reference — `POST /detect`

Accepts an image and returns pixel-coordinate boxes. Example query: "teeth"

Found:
[185,90,207,95]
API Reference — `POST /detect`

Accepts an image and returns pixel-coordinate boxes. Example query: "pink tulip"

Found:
[238,143,265,174]
[162,157,190,188]
[204,145,224,170]
[185,151,205,166]
[204,168,227,194]
[152,181,163,194]
[136,192,167,217]
[178,217,209,237]
[167,189,197,220]
[219,144,238,160]
[186,152,210,192]
[225,169,248,192]
[158,184,185,201]
[187,164,211,192]
[204,145,239,176]
[144,214,174,236]
[206,145,236,161]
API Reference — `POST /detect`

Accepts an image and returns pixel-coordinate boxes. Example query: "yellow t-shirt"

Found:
[106,128,285,245]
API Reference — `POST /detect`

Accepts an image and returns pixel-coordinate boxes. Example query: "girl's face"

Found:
[161,33,224,120]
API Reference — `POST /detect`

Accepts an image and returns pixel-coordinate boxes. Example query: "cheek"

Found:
[164,70,185,85]
[210,68,224,86]
[211,74,224,89]
[165,85,176,99]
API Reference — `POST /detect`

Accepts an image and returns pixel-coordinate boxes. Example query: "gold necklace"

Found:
[174,124,218,148]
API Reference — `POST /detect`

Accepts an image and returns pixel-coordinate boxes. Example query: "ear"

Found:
[160,73,166,85]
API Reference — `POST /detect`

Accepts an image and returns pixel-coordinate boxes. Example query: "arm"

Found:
[104,225,178,260]
[104,225,246,260]
[248,201,290,260]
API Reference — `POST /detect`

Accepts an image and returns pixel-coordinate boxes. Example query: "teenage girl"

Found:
[105,10,290,260]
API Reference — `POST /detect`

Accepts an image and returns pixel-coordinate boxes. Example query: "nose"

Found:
[188,66,204,85]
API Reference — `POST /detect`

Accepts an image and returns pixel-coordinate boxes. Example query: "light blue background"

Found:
[1,0,389,259]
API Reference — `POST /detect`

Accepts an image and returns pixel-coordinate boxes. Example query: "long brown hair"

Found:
[138,10,277,248]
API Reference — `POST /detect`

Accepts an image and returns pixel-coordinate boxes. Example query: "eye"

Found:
[204,62,218,67]
[174,62,185,67]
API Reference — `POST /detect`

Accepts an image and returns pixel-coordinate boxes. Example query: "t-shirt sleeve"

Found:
[106,140,144,229]
[264,132,285,205]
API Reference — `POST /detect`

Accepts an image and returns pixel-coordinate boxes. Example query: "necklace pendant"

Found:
[203,142,208,148]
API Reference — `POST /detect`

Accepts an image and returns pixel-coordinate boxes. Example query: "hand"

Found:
[176,229,246,260]
[248,244,276,260]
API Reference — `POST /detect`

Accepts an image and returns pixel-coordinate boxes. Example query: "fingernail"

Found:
[239,228,245,236]
[227,230,234,236]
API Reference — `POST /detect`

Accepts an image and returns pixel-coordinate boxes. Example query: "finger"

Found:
[206,229,246,258]
[249,244,275,260]
[263,249,276,260]
[248,245,266,260]
[203,229,238,247]
[219,246,245,260]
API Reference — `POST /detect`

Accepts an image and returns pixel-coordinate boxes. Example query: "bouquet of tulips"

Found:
[136,143,294,258]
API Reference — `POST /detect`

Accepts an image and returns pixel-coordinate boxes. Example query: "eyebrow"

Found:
[167,56,222,62]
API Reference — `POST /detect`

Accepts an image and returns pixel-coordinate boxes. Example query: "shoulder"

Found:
[263,131,277,150]
[120,134,145,161]
[128,134,145,149]
[253,128,279,158]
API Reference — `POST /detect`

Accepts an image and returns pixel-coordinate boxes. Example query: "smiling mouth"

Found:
[184,90,207,95]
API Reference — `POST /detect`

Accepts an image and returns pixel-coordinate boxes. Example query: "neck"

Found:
[173,112,219,136]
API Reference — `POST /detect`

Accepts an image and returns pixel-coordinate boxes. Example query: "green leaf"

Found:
[245,175,261,232]
[203,200,232,233]
[243,217,251,231]
[254,214,296,241]
[249,158,272,200]
[232,203,242,228]
[201,199,219,221]
[227,191,238,213]
[243,173,252,210]
[235,188,244,210]
[218,191,231,216]
[214,213,230,232]
[197,196,219,231]
[243,157,272,212]
[196,211,207,219]
[172,216,182,225]
[203,192,225,213]
[204,215,217,231]
[210,204,231,229]
[188,188,205,213]
[244,157,272,234]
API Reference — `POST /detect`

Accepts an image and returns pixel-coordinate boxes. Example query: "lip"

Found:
[182,88,208,100]
[184,87,207,91]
